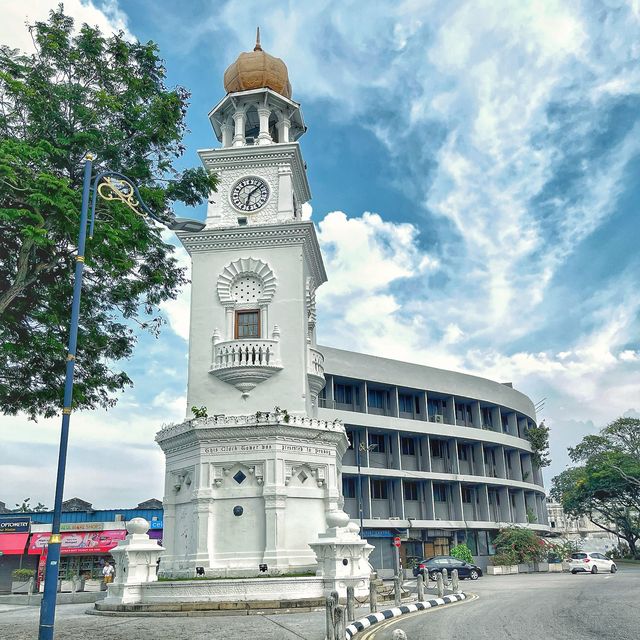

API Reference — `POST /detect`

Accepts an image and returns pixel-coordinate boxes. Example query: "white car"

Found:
[568,552,617,574]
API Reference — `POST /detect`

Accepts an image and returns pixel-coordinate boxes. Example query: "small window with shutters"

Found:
[235,310,260,338]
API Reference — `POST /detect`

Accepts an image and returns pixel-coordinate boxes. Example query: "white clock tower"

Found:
[155,32,372,588]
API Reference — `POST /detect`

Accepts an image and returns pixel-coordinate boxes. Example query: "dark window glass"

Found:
[335,384,353,404]
[399,394,413,413]
[478,531,489,556]
[403,481,418,501]
[571,553,587,559]
[462,487,473,503]
[458,445,468,461]
[430,439,443,458]
[342,477,357,498]
[368,388,386,409]
[371,479,388,499]
[433,484,447,502]
[465,531,478,555]
[235,310,259,338]
[401,437,415,456]
[369,433,386,453]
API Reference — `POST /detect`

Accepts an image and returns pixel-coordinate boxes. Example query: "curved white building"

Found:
[318,346,548,573]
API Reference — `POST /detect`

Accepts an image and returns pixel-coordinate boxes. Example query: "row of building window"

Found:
[343,478,504,504]
[324,378,534,437]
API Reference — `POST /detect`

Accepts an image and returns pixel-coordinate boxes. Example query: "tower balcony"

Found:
[307,346,326,398]
[210,332,282,397]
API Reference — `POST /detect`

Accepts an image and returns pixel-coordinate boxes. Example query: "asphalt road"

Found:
[1,567,638,639]
[370,565,640,640]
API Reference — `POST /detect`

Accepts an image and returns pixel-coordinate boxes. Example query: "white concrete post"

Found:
[221,120,233,148]
[392,630,408,640]
[232,110,246,146]
[394,576,402,606]
[441,567,448,587]
[452,569,460,593]
[326,593,337,640]
[369,578,377,613]
[276,117,291,143]
[416,573,424,601]
[334,605,346,640]
[436,573,444,598]
[346,585,355,622]
[257,106,272,144]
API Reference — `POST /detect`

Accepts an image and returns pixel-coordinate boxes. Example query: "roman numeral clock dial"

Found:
[231,177,270,213]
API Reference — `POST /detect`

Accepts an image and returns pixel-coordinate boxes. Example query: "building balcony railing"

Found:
[209,328,282,397]
[307,347,325,377]
[307,346,326,398]
[318,398,365,413]
[212,338,280,369]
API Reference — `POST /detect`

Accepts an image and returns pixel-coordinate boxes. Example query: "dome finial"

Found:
[254,26,262,52]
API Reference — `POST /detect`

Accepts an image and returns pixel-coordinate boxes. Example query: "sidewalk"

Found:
[0,601,347,640]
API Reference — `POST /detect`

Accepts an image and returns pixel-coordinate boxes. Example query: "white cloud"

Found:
[0,0,133,53]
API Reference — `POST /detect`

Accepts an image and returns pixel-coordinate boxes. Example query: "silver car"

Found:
[568,552,617,574]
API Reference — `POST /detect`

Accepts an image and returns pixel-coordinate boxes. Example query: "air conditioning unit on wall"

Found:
[435,414,444,423]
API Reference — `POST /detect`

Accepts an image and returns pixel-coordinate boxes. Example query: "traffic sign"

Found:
[393,536,401,548]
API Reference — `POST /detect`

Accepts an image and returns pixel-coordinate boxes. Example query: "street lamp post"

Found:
[37,155,205,640]
[356,439,378,534]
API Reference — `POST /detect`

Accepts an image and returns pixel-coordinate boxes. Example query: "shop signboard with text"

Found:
[28,530,127,554]
[0,516,31,533]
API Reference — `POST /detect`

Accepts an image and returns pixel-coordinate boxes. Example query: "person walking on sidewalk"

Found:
[102,561,114,585]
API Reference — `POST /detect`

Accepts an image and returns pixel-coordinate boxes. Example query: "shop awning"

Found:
[28,530,127,555]
[0,533,29,555]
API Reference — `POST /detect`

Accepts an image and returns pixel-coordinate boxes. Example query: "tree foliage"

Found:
[450,543,474,564]
[525,420,551,468]
[551,417,640,558]
[15,497,47,512]
[0,7,217,418]
[492,526,546,565]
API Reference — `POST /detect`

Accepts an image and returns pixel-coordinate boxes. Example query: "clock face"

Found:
[231,177,269,213]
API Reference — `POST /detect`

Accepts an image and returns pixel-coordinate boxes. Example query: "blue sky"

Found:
[1,0,639,509]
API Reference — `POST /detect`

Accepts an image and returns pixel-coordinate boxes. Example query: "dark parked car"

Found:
[412,555,483,580]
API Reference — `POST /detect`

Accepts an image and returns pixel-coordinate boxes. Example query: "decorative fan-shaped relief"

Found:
[217,257,276,305]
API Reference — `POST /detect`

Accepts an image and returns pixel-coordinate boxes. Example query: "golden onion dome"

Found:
[223,28,292,99]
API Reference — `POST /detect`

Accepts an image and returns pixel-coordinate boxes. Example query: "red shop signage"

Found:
[28,530,126,555]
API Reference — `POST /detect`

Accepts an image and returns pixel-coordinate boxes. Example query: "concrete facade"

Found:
[317,346,549,573]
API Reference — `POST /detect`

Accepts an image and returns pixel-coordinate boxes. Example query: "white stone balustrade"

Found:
[209,328,283,397]
[308,347,325,377]
[213,338,281,370]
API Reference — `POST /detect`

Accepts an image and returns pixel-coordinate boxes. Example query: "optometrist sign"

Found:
[0,516,31,534]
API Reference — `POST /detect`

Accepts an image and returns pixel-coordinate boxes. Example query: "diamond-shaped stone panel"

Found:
[233,470,247,484]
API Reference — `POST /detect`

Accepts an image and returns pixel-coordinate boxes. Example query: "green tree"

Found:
[551,417,640,558]
[0,7,217,419]
[15,497,47,512]
[525,420,551,468]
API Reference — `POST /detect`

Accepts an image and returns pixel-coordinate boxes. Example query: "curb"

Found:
[345,593,467,639]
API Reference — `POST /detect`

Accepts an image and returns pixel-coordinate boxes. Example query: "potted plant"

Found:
[60,569,76,592]
[11,568,36,594]
[487,550,518,575]
[491,526,548,574]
